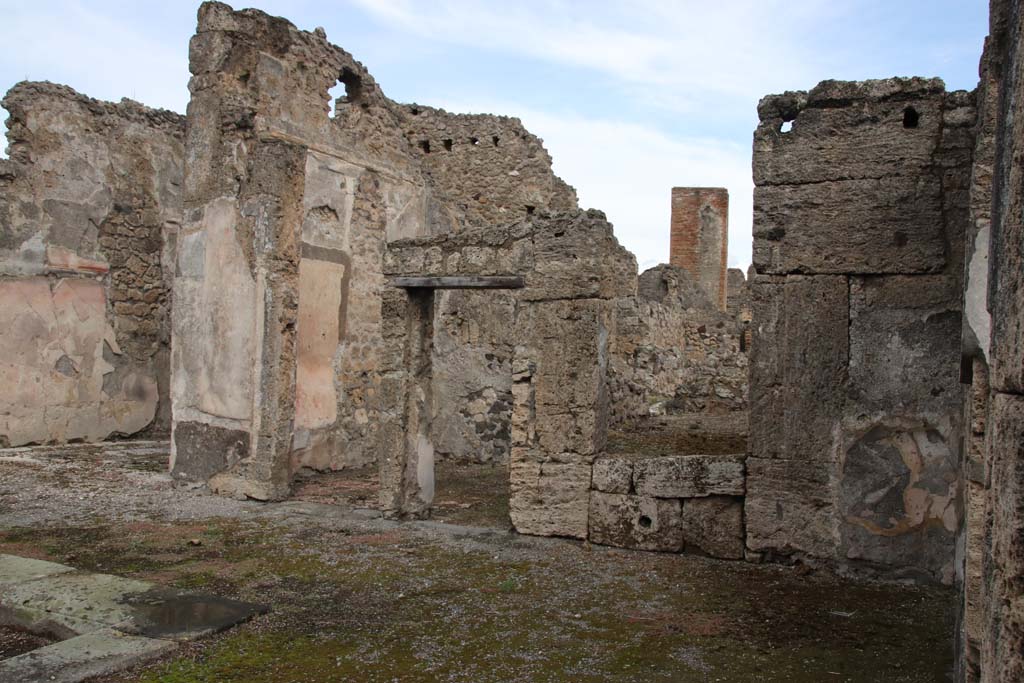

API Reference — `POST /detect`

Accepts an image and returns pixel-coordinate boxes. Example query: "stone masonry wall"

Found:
[608,264,748,425]
[0,82,184,446]
[400,105,578,233]
[749,78,972,584]
[970,0,1024,679]
[171,1,434,498]
[669,187,728,311]
[380,209,637,537]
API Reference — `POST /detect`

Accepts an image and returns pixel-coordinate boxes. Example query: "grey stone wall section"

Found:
[381,210,636,538]
[171,1,431,498]
[0,82,184,445]
[978,1,1024,679]
[748,78,971,582]
[399,105,578,233]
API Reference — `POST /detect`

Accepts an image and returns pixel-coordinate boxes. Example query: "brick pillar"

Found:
[669,187,729,310]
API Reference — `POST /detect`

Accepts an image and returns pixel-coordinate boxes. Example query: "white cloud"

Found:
[434,98,753,271]
[348,0,846,104]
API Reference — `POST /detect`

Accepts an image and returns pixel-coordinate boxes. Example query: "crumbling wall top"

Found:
[384,209,636,301]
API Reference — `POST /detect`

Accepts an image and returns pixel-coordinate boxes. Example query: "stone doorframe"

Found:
[376,211,638,538]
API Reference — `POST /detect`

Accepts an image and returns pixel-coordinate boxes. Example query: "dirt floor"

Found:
[0,624,57,660]
[0,439,955,682]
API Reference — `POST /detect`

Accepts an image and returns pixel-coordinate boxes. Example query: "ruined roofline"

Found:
[757,76,963,121]
[2,81,185,134]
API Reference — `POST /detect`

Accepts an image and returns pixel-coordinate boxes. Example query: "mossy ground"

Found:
[0,445,953,682]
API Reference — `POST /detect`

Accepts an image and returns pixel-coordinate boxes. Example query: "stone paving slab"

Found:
[0,628,175,683]
[1,571,153,632]
[0,554,77,588]
[0,554,267,682]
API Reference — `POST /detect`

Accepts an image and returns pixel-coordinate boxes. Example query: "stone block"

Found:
[632,454,745,498]
[838,422,958,584]
[780,275,848,461]
[591,457,633,494]
[588,492,683,552]
[680,496,745,560]
[510,459,591,539]
[990,184,1024,394]
[754,79,945,187]
[744,457,836,558]
[848,275,962,416]
[753,177,946,275]
[985,392,1024,679]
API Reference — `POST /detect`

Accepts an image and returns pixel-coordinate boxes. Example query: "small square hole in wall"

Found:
[492,135,500,146]
[443,139,453,152]
[780,120,793,133]
[419,140,431,154]
[903,107,920,128]
[470,136,479,146]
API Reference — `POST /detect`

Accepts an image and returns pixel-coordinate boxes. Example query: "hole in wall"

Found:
[470,136,479,146]
[419,140,431,154]
[443,139,453,152]
[903,107,920,128]
[329,67,364,118]
[638,515,653,529]
[492,135,500,147]
[525,205,535,216]
[780,120,793,133]
[410,106,421,116]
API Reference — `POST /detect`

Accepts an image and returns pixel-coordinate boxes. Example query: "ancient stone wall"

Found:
[608,264,747,424]
[399,105,577,232]
[380,209,637,537]
[748,78,973,583]
[0,82,184,446]
[967,0,1024,679]
[404,106,579,465]
[170,1,435,498]
[669,187,728,310]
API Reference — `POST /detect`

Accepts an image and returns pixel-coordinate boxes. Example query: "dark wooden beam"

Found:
[387,275,525,290]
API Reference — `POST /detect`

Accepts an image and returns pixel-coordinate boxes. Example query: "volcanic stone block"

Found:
[780,275,848,462]
[838,423,958,583]
[848,275,963,416]
[753,177,946,275]
[749,275,785,460]
[680,496,745,560]
[588,492,684,552]
[985,392,1024,681]
[632,454,745,498]
[591,457,633,494]
[745,457,836,558]
[990,177,1024,395]
[754,78,945,187]
[510,459,591,539]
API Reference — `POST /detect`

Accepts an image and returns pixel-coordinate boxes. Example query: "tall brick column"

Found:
[669,187,729,310]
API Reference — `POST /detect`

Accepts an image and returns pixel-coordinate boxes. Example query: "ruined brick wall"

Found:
[608,264,748,424]
[0,82,184,446]
[400,105,578,232]
[748,78,972,583]
[669,187,728,311]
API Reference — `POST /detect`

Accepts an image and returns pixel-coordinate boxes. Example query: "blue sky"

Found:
[0,1,989,270]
